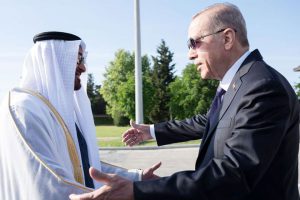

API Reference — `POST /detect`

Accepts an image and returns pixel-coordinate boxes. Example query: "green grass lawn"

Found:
[94,116,200,147]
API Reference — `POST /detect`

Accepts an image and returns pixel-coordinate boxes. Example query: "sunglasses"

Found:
[187,28,237,50]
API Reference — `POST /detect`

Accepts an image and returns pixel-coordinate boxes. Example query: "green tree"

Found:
[87,73,96,100]
[87,73,106,115]
[169,63,218,119]
[149,40,176,122]
[93,85,106,115]
[100,49,155,125]
[295,82,300,97]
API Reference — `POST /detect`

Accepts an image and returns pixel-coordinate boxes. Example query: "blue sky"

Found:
[1,0,300,101]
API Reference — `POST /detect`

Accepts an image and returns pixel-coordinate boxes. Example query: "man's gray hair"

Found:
[193,3,249,47]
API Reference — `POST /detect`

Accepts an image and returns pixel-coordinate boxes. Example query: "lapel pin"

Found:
[233,83,236,90]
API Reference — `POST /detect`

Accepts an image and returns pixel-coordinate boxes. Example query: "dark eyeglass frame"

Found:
[77,54,85,65]
[187,28,236,50]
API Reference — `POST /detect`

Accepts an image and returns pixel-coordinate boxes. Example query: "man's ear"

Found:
[223,28,235,50]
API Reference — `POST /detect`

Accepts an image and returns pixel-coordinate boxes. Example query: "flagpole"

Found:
[134,0,144,124]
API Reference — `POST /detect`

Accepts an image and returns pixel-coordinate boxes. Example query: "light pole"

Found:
[134,0,144,124]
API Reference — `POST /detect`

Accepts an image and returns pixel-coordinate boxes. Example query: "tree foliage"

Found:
[100,42,220,125]
[87,73,106,115]
[295,81,300,97]
[169,63,219,119]
[100,49,155,125]
[149,40,176,123]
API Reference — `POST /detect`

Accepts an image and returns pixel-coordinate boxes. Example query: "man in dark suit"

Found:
[69,3,299,200]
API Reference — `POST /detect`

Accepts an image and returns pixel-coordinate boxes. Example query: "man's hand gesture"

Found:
[122,120,153,146]
[69,167,134,200]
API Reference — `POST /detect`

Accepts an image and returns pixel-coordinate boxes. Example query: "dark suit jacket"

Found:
[134,50,300,200]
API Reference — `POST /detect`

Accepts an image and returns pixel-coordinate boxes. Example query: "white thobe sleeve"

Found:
[101,162,142,181]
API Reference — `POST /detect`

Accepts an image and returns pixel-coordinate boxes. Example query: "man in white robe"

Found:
[0,32,160,200]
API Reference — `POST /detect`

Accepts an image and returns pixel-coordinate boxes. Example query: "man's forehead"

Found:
[188,15,210,37]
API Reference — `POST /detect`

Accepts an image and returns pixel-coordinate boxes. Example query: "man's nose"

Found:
[188,48,197,60]
[78,63,86,73]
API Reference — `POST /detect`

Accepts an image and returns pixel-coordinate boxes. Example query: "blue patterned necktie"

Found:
[207,87,226,131]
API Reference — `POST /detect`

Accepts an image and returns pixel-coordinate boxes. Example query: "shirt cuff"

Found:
[128,169,143,181]
[150,124,156,140]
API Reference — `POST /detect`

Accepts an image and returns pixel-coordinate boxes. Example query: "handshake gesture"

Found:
[69,120,160,200]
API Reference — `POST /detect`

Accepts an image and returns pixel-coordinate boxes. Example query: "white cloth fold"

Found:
[0,89,92,200]
[19,39,103,187]
[0,38,141,200]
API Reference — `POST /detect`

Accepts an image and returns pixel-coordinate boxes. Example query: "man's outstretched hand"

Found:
[142,162,161,180]
[69,162,161,200]
[122,120,153,146]
[69,167,134,200]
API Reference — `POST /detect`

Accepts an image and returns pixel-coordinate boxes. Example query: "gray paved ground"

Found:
[99,145,199,176]
[100,145,300,187]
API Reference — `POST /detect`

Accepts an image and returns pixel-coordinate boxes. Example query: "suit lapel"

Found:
[199,79,241,150]
[197,50,263,160]
[218,78,241,121]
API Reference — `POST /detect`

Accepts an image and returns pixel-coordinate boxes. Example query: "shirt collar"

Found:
[220,51,250,91]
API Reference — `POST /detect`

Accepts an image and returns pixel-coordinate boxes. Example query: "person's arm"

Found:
[100,161,142,181]
[154,114,207,145]
[101,161,161,181]
[123,115,207,146]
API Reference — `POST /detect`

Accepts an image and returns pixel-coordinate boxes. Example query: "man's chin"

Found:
[74,78,82,90]
[200,73,209,80]
[74,84,81,91]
